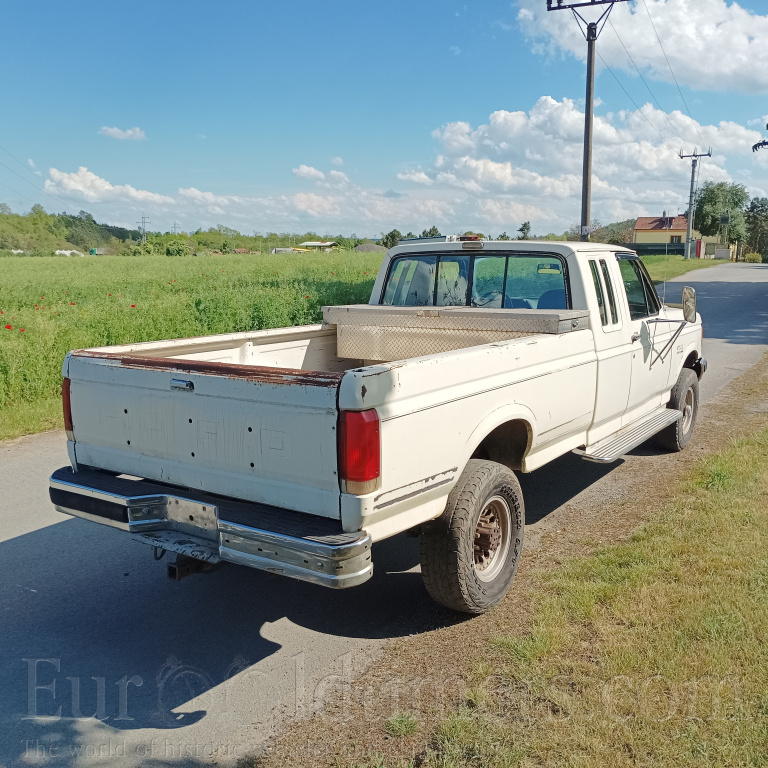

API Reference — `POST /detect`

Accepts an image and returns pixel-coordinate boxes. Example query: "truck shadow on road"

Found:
[0,447,619,761]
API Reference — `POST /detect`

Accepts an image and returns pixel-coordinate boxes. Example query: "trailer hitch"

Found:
[167,554,222,581]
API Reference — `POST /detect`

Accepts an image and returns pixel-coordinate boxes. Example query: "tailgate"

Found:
[66,352,343,519]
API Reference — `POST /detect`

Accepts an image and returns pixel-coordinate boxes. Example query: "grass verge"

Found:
[413,429,768,767]
[0,396,62,441]
[642,253,725,283]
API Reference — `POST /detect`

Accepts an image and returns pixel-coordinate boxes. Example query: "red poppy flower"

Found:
[108,293,112,296]
[4,324,11,330]
[130,304,136,308]
[305,295,310,298]
[70,302,76,305]
[19,328,25,333]
[0,310,3,314]
[41,296,44,299]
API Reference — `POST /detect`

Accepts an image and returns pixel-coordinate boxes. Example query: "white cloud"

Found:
[98,126,146,141]
[396,170,434,185]
[37,95,768,236]
[409,95,765,230]
[331,156,344,166]
[449,46,461,56]
[292,164,325,180]
[515,0,768,93]
[45,166,173,204]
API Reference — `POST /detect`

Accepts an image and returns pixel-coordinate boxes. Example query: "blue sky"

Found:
[2,0,767,235]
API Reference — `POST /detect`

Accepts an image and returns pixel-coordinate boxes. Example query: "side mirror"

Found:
[682,286,697,324]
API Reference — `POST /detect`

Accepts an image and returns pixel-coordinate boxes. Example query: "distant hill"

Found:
[0,204,140,254]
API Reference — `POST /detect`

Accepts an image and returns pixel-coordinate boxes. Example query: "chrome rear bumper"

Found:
[49,467,372,588]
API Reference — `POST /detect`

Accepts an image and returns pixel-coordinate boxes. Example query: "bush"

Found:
[744,252,762,263]
[166,239,191,257]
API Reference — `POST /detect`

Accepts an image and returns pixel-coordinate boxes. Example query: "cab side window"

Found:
[381,256,437,306]
[618,258,660,320]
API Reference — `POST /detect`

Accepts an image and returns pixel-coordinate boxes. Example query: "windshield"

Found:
[381,253,568,310]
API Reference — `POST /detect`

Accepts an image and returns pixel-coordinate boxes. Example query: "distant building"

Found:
[633,212,734,259]
[632,213,690,244]
[298,241,339,252]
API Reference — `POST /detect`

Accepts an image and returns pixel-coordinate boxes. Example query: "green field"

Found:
[0,252,381,440]
[0,251,720,441]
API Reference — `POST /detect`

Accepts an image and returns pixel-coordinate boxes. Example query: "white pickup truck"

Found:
[50,241,705,613]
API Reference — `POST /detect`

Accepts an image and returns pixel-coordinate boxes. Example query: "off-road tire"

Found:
[419,460,524,614]
[656,368,699,452]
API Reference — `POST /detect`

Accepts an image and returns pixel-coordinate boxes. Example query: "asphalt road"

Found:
[1,262,766,768]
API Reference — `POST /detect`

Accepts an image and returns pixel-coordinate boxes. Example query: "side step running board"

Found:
[574,407,682,464]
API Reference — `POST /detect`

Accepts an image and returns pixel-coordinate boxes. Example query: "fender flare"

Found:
[461,403,537,472]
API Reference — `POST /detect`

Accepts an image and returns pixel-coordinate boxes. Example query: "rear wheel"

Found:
[419,460,524,614]
[656,368,699,452]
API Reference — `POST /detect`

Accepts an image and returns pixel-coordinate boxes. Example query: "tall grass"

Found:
[0,252,380,439]
[0,250,717,441]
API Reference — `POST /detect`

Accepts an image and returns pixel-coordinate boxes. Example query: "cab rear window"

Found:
[381,253,569,310]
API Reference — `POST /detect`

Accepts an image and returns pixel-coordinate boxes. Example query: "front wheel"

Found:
[419,460,524,614]
[656,368,699,452]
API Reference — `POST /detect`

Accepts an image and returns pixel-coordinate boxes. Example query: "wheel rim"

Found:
[473,495,512,583]
[681,388,695,433]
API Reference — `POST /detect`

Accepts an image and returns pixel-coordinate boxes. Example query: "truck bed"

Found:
[64,306,592,525]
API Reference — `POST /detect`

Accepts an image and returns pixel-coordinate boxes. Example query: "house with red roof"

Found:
[632,212,693,245]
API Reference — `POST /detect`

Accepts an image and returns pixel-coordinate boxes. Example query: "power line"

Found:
[640,0,706,147]
[0,144,40,179]
[0,178,41,208]
[679,148,712,259]
[607,18,685,143]
[547,0,630,241]
[137,214,151,243]
[0,153,80,212]
[597,51,667,142]
[0,141,98,213]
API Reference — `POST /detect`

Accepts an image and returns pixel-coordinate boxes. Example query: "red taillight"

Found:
[339,409,380,493]
[62,377,74,437]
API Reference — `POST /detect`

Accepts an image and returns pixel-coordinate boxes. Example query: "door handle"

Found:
[631,332,641,343]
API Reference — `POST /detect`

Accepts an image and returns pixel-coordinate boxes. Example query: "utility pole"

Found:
[547,0,628,241]
[679,148,711,259]
[136,214,151,243]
